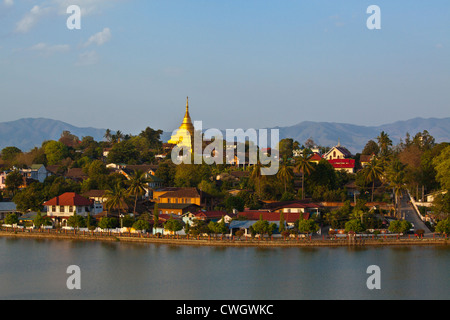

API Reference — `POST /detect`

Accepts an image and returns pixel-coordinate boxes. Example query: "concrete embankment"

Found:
[0,230,448,248]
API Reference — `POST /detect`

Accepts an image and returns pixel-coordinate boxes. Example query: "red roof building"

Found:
[194,210,228,221]
[327,159,355,173]
[44,192,93,219]
[308,153,323,163]
[44,192,92,206]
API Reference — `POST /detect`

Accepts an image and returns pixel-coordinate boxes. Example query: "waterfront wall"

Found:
[0,229,447,248]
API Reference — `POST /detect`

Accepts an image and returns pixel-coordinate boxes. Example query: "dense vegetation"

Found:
[1,127,449,235]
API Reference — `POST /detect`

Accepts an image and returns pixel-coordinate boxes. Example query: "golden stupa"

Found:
[168,97,195,152]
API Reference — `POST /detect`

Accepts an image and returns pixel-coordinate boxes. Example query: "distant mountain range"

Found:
[271,117,450,153]
[0,117,449,154]
[0,118,107,152]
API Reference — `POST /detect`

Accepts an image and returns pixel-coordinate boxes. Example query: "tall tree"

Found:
[140,127,163,150]
[432,145,450,191]
[43,140,69,165]
[59,131,80,148]
[279,211,286,233]
[363,159,384,202]
[250,160,266,197]
[386,159,406,218]
[295,150,315,200]
[104,129,113,143]
[105,183,129,217]
[413,130,435,151]
[5,170,23,197]
[114,130,124,144]
[126,170,150,216]
[1,146,22,163]
[362,140,380,155]
[277,157,294,193]
[377,131,393,157]
[277,138,294,160]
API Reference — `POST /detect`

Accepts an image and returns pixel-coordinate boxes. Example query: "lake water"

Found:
[0,237,448,300]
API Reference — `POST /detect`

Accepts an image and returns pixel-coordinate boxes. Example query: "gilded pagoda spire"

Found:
[180,96,194,136]
[168,97,195,150]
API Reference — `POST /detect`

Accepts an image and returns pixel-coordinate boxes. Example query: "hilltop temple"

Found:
[168,97,195,152]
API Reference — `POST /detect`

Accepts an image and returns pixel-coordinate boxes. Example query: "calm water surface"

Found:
[0,237,448,300]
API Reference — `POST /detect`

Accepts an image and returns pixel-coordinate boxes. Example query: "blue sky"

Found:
[1,0,449,134]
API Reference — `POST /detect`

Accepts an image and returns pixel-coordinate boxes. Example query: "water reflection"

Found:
[0,238,448,300]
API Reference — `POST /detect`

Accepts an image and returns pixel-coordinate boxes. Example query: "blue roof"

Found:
[0,202,17,212]
[229,220,255,229]
[229,220,280,229]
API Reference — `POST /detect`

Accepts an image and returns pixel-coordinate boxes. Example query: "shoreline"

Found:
[0,230,448,248]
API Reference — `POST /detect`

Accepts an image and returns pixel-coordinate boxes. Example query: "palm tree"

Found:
[277,157,294,193]
[386,159,406,218]
[114,130,124,144]
[105,183,128,217]
[126,170,151,216]
[250,160,266,197]
[295,150,315,200]
[363,159,384,202]
[377,131,393,157]
[350,209,365,224]
[104,129,112,143]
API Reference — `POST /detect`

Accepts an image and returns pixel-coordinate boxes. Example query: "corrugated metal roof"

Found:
[229,220,256,229]
[0,202,17,212]
[229,220,280,229]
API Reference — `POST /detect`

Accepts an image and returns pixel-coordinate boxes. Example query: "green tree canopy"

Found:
[345,219,365,233]
[277,138,294,160]
[156,160,176,186]
[435,217,450,235]
[5,170,23,196]
[67,214,86,229]
[208,219,228,237]
[164,218,183,234]
[252,218,277,238]
[98,217,118,229]
[174,163,211,188]
[1,146,22,162]
[431,192,450,220]
[297,219,319,234]
[224,195,245,213]
[43,140,69,165]
[388,220,412,234]
[106,140,140,164]
[433,145,450,191]
[133,219,150,231]
[362,140,379,156]
[139,127,163,150]
[4,213,19,225]
[13,182,45,212]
